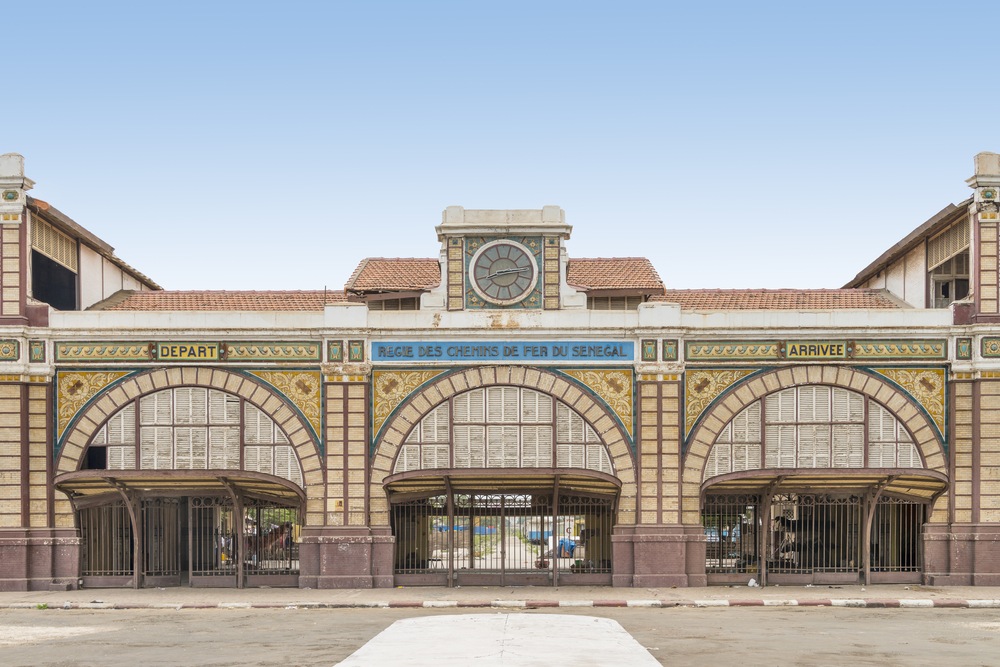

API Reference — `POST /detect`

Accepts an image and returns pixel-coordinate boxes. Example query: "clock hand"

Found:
[487,267,531,279]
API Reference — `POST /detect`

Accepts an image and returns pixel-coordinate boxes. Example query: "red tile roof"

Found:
[344,257,665,293]
[652,289,905,310]
[345,258,441,292]
[98,290,347,311]
[566,258,664,292]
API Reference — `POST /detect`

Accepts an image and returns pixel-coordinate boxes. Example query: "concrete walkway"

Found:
[1,583,999,610]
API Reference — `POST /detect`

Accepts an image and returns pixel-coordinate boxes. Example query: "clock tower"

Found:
[428,206,585,311]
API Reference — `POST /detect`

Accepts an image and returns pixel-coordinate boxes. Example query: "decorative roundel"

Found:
[469,240,539,306]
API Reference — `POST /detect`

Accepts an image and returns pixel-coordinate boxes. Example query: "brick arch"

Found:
[55,367,325,492]
[368,365,637,528]
[680,366,947,521]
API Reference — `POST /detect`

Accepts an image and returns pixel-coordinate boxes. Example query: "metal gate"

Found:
[703,492,925,585]
[80,495,299,588]
[391,492,614,586]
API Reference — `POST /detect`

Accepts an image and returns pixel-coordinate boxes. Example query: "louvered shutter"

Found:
[140,426,173,469]
[766,389,796,423]
[209,390,240,424]
[107,405,135,444]
[454,425,484,468]
[174,427,203,469]
[898,442,921,467]
[274,446,303,485]
[274,424,289,444]
[710,443,732,476]
[422,444,450,468]
[557,443,585,468]
[422,404,450,442]
[522,425,552,467]
[765,425,796,468]
[209,426,240,468]
[92,425,108,446]
[174,388,208,425]
[395,444,420,472]
[244,446,273,474]
[586,444,611,473]
[244,404,267,444]
[107,445,136,470]
[487,387,518,422]
[486,425,518,467]
[716,422,733,445]
[140,391,172,425]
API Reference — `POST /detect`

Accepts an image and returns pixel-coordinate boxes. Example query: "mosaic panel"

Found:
[372,369,447,436]
[872,367,946,436]
[248,371,322,438]
[56,371,131,439]
[981,337,1000,358]
[348,340,365,362]
[662,339,678,361]
[55,343,151,362]
[640,340,658,362]
[28,340,45,363]
[226,342,321,362]
[956,338,972,360]
[0,339,18,360]
[685,369,755,436]
[328,340,344,362]
[562,368,634,438]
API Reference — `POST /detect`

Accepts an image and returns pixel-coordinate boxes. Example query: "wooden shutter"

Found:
[454,425,484,468]
[209,390,240,424]
[140,426,173,469]
[521,425,553,467]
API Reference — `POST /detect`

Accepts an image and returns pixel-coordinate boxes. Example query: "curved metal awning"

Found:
[701,468,948,502]
[54,469,305,507]
[383,468,621,501]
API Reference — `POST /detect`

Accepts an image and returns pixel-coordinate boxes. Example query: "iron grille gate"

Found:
[391,492,615,586]
[80,495,299,588]
[703,493,926,585]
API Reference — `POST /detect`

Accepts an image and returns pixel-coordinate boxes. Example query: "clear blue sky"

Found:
[6,1,994,291]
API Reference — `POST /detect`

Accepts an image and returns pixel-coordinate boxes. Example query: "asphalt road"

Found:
[1,607,998,666]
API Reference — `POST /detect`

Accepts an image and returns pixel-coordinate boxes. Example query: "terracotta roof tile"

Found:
[98,290,347,311]
[345,258,441,292]
[566,258,663,292]
[651,289,905,310]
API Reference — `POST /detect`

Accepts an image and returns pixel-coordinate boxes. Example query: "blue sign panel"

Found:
[371,341,634,362]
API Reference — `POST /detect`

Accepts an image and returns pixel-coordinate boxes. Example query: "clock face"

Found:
[469,240,539,306]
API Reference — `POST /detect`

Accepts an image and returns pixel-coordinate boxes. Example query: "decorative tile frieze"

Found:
[871,367,946,436]
[562,369,634,439]
[328,340,344,362]
[853,340,946,360]
[56,370,132,439]
[248,371,322,438]
[686,339,947,362]
[348,340,365,362]
[956,338,973,360]
[685,369,755,436]
[662,339,678,361]
[54,341,322,363]
[641,340,658,362]
[56,343,153,362]
[372,369,447,436]
[28,340,45,362]
[686,342,781,362]
[225,342,321,362]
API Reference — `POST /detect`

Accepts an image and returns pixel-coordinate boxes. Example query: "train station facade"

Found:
[1,152,999,590]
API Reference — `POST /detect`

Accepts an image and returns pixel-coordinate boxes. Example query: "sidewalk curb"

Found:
[8,598,1000,610]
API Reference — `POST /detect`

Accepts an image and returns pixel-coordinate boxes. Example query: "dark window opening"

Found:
[31,250,77,310]
[84,446,107,470]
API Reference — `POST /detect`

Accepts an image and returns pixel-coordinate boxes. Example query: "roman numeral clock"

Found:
[467,239,541,308]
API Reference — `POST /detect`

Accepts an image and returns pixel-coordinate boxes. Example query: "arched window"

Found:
[704,386,921,480]
[394,386,613,474]
[87,387,304,486]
